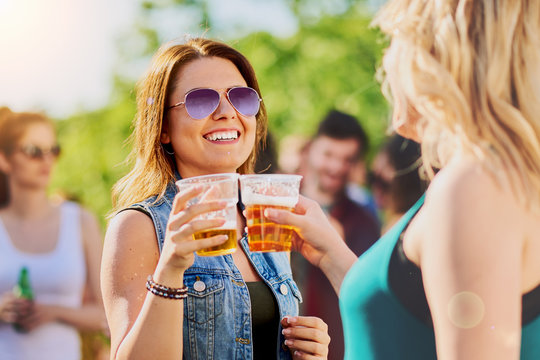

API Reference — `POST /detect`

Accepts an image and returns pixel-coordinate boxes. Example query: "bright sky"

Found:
[0,0,137,117]
[0,0,297,118]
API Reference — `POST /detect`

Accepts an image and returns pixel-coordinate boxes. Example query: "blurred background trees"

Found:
[50,0,390,227]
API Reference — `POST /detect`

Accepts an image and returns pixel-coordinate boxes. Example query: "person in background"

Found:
[0,107,106,359]
[293,109,380,360]
[101,37,329,360]
[277,134,310,178]
[346,153,379,222]
[369,133,427,233]
[266,0,540,358]
[254,131,279,174]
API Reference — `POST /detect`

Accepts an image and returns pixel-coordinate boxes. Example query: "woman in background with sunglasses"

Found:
[369,134,427,234]
[101,38,329,360]
[266,0,540,359]
[0,107,106,359]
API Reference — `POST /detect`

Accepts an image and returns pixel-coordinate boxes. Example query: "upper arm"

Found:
[100,209,160,353]
[80,208,104,304]
[419,163,524,359]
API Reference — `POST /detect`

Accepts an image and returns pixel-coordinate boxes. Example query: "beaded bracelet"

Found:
[146,275,188,300]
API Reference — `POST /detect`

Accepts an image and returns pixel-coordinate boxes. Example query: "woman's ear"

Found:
[160,118,171,144]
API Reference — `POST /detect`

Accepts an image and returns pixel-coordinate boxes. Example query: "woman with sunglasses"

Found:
[0,107,106,359]
[369,134,427,233]
[265,0,540,359]
[101,38,329,360]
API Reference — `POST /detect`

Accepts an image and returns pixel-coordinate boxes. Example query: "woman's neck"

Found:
[4,187,52,220]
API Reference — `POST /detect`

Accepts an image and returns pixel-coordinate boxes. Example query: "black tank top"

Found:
[246,281,280,359]
[389,230,540,326]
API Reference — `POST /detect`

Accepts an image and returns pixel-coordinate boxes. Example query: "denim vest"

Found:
[130,180,302,360]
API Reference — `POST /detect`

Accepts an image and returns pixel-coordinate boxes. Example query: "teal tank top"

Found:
[339,194,540,359]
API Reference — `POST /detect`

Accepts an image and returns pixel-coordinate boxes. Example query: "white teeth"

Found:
[205,131,238,141]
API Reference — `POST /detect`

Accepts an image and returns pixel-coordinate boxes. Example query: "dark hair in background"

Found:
[254,131,278,174]
[316,109,369,158]
[384,134,428,213]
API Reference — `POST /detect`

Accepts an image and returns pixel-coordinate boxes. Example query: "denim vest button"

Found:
[193,280,206,292]
[280,283,288,295]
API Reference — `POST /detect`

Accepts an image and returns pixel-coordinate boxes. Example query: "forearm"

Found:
[52,303,106,332]
[318,243,357,295]
[114,271,185,360]
[116,297,184,360]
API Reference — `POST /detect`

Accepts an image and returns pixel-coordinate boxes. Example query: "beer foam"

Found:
[242,193,297,208]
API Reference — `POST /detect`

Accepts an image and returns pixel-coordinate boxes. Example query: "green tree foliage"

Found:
[235,11,389,145]
[50,93,135,224]
[49,4,389,228]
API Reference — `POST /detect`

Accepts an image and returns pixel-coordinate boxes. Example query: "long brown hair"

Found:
[0,107,55,207]
[111,38,268,213]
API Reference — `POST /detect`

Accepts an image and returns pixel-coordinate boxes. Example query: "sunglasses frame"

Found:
[168,86,262,119]
[17,144,61,160]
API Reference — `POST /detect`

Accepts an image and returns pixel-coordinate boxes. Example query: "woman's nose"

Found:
[212,92,237,119]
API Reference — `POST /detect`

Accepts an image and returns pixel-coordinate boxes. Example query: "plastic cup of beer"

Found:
[176,173,239,256]
[240,174,302,252]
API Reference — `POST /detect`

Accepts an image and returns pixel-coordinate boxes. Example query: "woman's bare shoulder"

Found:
[106,209,157,244]
[102,209,160,265]
[424,156,519,218]
[416,156,525,258]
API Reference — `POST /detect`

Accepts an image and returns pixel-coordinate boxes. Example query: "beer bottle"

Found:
[12,266,33,332]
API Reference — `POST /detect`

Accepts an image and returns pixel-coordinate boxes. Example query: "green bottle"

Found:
[13,266,33,332]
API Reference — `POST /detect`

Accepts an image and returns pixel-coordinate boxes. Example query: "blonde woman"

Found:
[266,1,540,359]
[100,38,330,360]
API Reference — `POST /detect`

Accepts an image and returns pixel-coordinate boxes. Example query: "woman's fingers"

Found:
[171,186,204,215]
[287,339,328,359]
[282,316,330,359]
[168,200,227,232]
[172,233,229,255]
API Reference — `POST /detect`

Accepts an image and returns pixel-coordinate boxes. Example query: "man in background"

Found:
[292,109,380,360]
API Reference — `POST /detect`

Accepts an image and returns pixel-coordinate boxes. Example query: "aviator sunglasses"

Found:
[17,144,61,160]
[168,86,262,119]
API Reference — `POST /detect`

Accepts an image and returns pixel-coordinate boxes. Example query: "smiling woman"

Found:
[100,37,331,360]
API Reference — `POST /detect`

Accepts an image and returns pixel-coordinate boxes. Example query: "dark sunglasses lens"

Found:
[185,88,220,119]
[21,145,61,159]
[26,146,43,159]
[369,172,391,191]
[228,87,260,116]
[51,145,61,157]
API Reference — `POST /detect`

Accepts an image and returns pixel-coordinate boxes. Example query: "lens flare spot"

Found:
[447,291,485,329]
[147,97,154,105]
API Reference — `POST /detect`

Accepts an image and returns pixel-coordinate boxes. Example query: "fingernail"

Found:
[282,328,291,335]
[284,340,293,346]
[288,316,297,324]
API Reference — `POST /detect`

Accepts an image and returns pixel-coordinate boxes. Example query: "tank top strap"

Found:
[57,201,82,253]
[0,216,14,253]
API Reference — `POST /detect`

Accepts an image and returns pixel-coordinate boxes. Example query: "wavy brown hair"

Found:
[0,107,55,207]
[111,38,268,214]
[374,0,540,212]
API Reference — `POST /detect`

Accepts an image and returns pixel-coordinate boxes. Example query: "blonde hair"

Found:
[111,38,268,214]
[374,0,540,211]
[0,107,55,206]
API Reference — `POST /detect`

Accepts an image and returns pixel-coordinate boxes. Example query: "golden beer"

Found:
[245,205,295,252]
[193,229,237,256]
